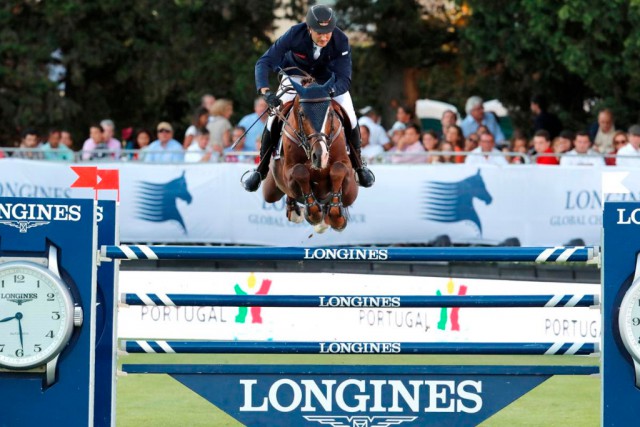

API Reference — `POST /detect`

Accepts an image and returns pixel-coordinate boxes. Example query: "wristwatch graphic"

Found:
[0,245,83,387]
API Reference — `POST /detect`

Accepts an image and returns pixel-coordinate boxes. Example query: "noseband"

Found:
[282,97,343,160]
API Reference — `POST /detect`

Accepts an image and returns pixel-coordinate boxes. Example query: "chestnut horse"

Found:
[262,76,358,232]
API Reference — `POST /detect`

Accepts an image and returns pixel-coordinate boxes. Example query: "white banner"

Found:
[1,158,637,245]
[117,271,599,343]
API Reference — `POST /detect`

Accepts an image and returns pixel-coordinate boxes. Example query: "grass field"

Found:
[116,353,600,426]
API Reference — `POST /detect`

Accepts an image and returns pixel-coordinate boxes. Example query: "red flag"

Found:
[70,166,98,188]
[95,169,120,190]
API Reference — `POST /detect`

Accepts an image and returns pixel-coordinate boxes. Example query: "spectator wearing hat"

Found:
[144,122,184,163]
[560,131,605,166]
[461,96,506,146]
[358,106,392,151]
[616,125,640,168]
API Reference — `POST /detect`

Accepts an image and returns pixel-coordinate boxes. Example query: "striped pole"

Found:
[122,363,600,376]
[122,340,598,356]
[121,293,598,308]
[101,245,598,263]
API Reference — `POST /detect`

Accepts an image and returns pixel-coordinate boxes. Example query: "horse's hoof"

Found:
[330,217,347,231]
[314,222,330,234]
[304,203,324,225]
[288,210,304,223]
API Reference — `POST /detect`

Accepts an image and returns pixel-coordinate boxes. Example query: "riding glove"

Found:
[263,91,282,109]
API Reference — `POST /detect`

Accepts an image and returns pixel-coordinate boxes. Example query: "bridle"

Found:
[280,96,343,160]
[271,69,343,161]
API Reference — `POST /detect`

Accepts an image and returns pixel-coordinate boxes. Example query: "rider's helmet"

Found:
[306,5,336,34]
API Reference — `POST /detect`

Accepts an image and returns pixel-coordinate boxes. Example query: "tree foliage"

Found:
[458,0,640,130]
[0,0,278,145]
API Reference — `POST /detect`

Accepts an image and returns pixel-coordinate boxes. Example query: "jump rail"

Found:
[122,364,600,376]
[122,340,598,356]
[101,245,599,263]
[121,293,599,308]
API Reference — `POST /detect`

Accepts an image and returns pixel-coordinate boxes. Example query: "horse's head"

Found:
[469,169,492,205]
[171,171,193,204]
[290,74,338,170]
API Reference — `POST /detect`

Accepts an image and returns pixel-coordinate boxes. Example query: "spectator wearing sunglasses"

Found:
[607,130,628,166]
[144,122,184,163]
[616,125,640,168]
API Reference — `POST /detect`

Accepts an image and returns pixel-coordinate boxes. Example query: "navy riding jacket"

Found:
[255,23,352,96]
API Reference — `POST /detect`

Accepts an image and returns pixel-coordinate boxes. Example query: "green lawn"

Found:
[116,354,600,426]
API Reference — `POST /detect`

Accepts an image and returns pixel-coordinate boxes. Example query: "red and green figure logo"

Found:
[234,273,272,324]
[437,279,467,331]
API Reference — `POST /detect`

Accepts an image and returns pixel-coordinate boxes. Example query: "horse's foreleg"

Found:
[286,196,303,223]
[327,161,349,231]
[290,164,323,225]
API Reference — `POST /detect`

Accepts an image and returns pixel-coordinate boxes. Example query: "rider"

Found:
[241,4,375,192]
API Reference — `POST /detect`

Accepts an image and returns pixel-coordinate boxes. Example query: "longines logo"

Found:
[1,293,37,305]
[304,415,417,427]
[304,248,389,260]
[617,208,640,225]
[239,378,483,414]
[0,202,81,233]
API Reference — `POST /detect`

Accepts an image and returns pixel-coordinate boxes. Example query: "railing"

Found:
[0,147,623,165]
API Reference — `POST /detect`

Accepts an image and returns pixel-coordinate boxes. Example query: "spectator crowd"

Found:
[3,93,639,167]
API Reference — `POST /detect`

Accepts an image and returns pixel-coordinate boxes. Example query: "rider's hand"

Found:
[263,91,282,109]
[329,87,336,97]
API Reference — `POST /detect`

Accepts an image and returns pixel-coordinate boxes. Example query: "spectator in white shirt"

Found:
[360,124,384,161]
[465,132,508,165]
[185,128,215,163]
[617,125,640,168]
[358,106,392,151]
[560,131,605,166]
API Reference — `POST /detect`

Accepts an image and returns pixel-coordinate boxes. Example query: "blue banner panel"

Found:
[0,197,96,427]
[602,202,640,426]
[163,365,556,427]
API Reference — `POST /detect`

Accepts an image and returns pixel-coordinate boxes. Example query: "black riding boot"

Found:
[348,126,375,188]
[242,128,273,192]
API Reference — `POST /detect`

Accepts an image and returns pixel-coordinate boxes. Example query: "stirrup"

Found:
[241,169,262,192]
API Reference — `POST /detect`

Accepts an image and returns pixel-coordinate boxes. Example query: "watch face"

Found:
[619,277,640,363]
[0,261,74,369]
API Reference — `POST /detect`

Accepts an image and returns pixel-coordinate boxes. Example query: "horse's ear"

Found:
[289,78,305,95]
[476,169,481,176]
[322,74,336,93]
[181,170,186,178]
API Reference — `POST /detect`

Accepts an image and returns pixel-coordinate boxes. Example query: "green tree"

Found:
[335,0,456,117]
[0,0,279,146]
[458,0,640,131]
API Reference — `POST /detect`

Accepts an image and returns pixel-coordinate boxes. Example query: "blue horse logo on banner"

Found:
[422,170,492,235]
[136,171,192,233]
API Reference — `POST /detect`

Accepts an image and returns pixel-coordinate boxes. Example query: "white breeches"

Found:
[266,75,358,130]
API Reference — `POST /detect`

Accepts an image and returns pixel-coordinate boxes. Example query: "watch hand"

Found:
[16,312,24,351]
[0,315,16,323]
